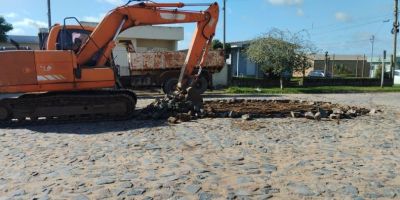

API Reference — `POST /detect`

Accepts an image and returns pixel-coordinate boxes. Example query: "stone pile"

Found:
[137,98,374,124]
[137,94,206,123]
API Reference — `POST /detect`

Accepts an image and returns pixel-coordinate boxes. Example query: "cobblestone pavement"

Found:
[0,93,399,200]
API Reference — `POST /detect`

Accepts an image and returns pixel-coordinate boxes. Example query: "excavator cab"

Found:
[44,24,95,51]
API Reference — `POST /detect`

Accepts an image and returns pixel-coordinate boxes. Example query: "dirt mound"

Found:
[137,98,374,124]
[204,99,371,119]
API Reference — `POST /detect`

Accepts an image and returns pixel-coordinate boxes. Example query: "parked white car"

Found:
[308,70,332,78]
[395,70,400,85]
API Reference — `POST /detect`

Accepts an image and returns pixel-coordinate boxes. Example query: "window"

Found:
[56,29,91,51]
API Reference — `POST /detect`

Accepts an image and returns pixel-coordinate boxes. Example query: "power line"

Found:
[306,14,391,32]
[317,39,371,47]
[310,18,390,37]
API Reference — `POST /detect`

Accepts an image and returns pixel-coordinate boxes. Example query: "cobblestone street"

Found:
[1,93,399,200]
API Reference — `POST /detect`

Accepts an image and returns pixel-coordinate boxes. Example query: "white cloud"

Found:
[0,12,18,18]
[82,13,107,22]
[267,0,304,6]
[8,28,25,35]
[266,0,305,16]
[14,18,47,29]
[335,12,352,22]
[98,0,124,6]
[296,8,304,16]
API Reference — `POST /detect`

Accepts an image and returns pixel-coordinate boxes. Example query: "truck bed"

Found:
[129,50,225,72]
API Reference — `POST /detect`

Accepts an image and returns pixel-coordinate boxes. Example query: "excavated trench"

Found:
[137,97,374,124]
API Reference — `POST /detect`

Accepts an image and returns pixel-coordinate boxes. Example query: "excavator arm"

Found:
[77,1,219,92]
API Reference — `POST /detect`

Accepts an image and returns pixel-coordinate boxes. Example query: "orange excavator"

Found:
[0,1,219,124]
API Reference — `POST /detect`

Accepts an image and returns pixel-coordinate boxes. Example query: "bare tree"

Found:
[246,28,315,89]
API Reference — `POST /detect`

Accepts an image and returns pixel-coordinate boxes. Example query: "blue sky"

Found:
[0,0,395,57]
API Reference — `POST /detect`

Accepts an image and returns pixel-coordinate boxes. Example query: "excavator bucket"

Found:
[185,86,204,110]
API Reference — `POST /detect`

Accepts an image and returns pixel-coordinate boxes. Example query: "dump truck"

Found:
[119,49,224,94]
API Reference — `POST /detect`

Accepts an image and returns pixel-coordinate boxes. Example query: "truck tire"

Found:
[0,105,9,120]
[193,76,208,94]
[162,78,179,95]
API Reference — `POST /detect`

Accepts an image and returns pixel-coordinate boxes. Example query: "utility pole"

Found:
[47,0,52,30]
[392,0,399,79]
[223,0,226,51]
[324,51,329,78]
[370,35,375,62]
[382,50,387,88]
[331,54,335,77]
[362,54,366,77]
[356,56,359,77]
[222,0,231,83]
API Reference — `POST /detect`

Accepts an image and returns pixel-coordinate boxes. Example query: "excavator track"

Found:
[0,90,137,127]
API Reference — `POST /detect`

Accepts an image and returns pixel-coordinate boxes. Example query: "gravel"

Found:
[0,93,399,199]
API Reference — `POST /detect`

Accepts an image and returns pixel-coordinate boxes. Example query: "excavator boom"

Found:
[77,1,219,91]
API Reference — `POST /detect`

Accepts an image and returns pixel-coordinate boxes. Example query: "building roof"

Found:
[229,40,252,48]
[7,35,39,44]
[119,25,183,41]
[80,21,184,41]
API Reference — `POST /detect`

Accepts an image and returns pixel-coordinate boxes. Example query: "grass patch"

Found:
[226,86,400,94]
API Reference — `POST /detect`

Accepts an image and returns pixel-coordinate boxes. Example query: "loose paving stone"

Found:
[339,184,359,197]
[382,188,397,198]
[185,184,201,194]
[144,143,161,150]
[198,192,214,200]
[237,176,254,184]
[156,189,175,199]
[364,192,383,199]
[12,189,26,197]
[72,194,90,200]
[236,189,252,196]
[95,177,116,185]
[119,182,133,189]
[262,164,277,173]
[127,187,146,196]
[304,112,315,119]
[114,188,125,196]
[94,188,112,199]
[287,182,315,197]
[241,114,252,121]
[121,173,138,181]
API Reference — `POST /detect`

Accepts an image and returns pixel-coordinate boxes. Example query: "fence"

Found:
[230,77,394,87]
[230,77,294,87]
[300,78,394,87]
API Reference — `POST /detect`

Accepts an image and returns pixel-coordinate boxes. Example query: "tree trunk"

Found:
[280,76,284,90]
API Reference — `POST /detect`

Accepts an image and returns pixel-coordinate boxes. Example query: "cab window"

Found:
[56,29,91,52]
